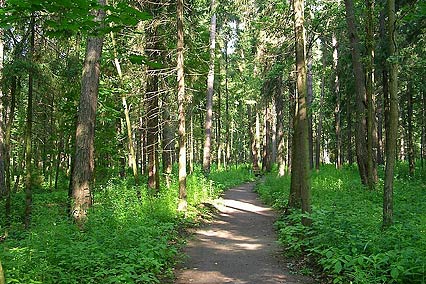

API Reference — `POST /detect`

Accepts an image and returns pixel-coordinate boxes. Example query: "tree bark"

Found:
[289,0,311,226]
[422,91,425,169]
[146,74,160,193]
[407,84,414,176]
[344,0,373,187]
[24,14,35,229]
[145,11,160,193]
[276,78,286,176]
[202,0,216,175]
[315,45,326,171]
[383,0,398,228]
[110,32,139,185]
[5,77,16,225]
[307,57,314,170]
[177,0,187,211]
[162,93,174,186]
[71,1,105,224]
[365,0,378,186]
[0,0,5,199]
[248,104,260,175]
[332,34,342,168]
[0,259,5,284]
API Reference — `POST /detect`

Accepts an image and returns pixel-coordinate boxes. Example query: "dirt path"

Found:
[175,182,315,284]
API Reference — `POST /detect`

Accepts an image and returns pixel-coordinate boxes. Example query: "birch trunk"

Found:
[202,0,216,175]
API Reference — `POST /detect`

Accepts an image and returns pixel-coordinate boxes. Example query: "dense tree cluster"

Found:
[0,0,425,230]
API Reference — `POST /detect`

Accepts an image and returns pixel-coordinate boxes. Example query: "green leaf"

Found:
[390,267,399,279]
[334,260,342,274]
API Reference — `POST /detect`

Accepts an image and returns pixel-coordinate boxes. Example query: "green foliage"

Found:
[256,164,426,284]
[0,165,254,284]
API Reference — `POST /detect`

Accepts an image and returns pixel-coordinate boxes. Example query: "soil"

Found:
[174,182,316,284]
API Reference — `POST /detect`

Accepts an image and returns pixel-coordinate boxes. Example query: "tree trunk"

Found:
[422,91,425,169]
[332,34,342,168]
[0,259,5,284]
[344,0,373,187]
[287,77,295,174]
[202,0,216,175]
[146,75,160,193]
[0,0,5,199]
[70,1,105,224]
[365,0,378,187]
[262,98,273,173]
[145,16,160,193]
[177,0,187,211]
[307,57,314,170]
[110,32,139,184]
[383,0,398,228]
[248,104,260,175]
[316,45,326,171]
[162,93,174,186]
[378,4,387,166]
[5,77,16,225]
[217,67,222,170]
[225,49,230,168]
[24,14,36,229]
[276,78,286,176]
[289,0,311,226]
[407,83,414,176]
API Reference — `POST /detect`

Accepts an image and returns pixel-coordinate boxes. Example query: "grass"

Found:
[256,163,426,284]
[0,164,255,284]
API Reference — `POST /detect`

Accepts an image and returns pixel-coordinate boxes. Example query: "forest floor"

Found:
[174,182,315,284]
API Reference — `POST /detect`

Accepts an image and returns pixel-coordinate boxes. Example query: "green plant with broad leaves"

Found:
[256,163,426,284]
[0,165,254,284]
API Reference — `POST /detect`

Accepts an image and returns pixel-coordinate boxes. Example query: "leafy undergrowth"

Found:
[256,164,426,284]
[0,164,254,284]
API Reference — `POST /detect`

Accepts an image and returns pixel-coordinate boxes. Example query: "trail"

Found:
[175,182,315,284]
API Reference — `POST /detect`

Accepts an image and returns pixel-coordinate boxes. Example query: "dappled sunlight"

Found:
[219,198,275,216]
[176,183,314,284]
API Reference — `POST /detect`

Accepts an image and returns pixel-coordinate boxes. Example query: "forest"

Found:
[0,0,425,283]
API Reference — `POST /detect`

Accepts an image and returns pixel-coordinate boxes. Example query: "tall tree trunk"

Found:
[316,45,326,171]
[262,97,272,173]
[145,15,160,193]
[225,48,230,168]
[177,0,187,211]
[217,68,222,169]
[70,1,105,224]
[407,83,414,176]
[202,0,216,175]
[5,77,16,225]
[377,4,388,165]
[0,0,5,199]
[146,75,160,193]
[383,0,398,228]
[332,34,342,168]
[365,0,378,187]
[248,104,260,175]
[162,93,174,186]
[24,14,36,229]
[422,91,425,169]
[289,0,311,226]
[287,77,295,174]
[110,32,139,184]
[307,57,314,169]
[347,95,354,165]
[276,78,286,176]
[344,0,372,187]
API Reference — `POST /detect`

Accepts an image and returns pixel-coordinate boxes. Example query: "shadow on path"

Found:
[175,182,315,284]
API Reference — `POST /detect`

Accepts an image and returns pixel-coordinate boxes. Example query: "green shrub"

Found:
[256,164,426,284]
[0,164,254,284]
